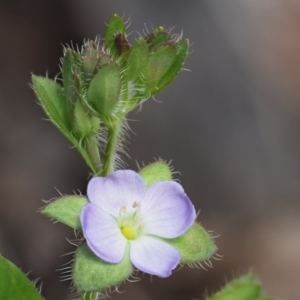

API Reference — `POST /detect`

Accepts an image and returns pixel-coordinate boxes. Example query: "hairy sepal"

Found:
[144,46,176,95]
[125,38,149,81]
[165,222,217,264]
[42,195,88,230]
[153,38,189,95]
[87,63,121,117]
[73,243,133,292]
[104,14,127,58]
[139,160,173,187]
[62,49,80,126]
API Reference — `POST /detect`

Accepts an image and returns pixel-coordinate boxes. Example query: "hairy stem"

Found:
[102,119,122,176]
[85,136,102,175]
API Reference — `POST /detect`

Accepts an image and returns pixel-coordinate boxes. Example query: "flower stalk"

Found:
[102,119,122,176]
[82,291,98,300]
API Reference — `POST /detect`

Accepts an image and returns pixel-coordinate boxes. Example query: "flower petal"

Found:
[141,181,196,238]
[81,203,127,263]
[87,170,146,217]
[130,236,180,277]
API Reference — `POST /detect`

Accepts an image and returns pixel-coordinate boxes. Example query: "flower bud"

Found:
[81,43,112,80]
[145,27,173,52]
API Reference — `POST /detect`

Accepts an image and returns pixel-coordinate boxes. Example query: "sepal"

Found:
[125,38,149,81]
[73,243,133,292]
[165,222,217,264]
[153,38,189,95]
[104,15,127,58]
[139,160,173,187]
[62,49,80,126]
[87,63,121,117]
[41,195,88,230]
[144,46,176,95]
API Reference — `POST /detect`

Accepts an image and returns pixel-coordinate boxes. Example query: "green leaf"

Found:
[42,195,88,230]
[104,14,127,57]
[166,222,217,264]
[153,38,189,95]
[0,256,44,300]
[73,243,133,292]
[206,274,264,300]
[62,49,80,125]
[139,160,172,187]
[32,75,71,131]
[87,63,121,117]
[32,76,101,174]
[256,298,278,300]
[145,46,176,94]
[125,39,149,81]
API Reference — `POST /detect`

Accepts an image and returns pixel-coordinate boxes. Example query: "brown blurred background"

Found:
[0,0,300,299]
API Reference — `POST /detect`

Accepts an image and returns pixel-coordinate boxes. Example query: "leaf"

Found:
[73,243,133,292]
[166,222,217,264]
[0,256,44,300]
[42,196,89,230]
[87,63,121,117]
[153,38,189,95]
[139,160,172,187]
[206,274,264,300]
[32,75,71,132]
[144,46,176,94]
[125,39,149,81]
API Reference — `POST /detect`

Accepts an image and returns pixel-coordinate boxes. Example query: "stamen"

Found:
[132,201,141,208]
[119,206,127,216]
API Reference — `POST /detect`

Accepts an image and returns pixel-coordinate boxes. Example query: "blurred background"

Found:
[0,0,300,299]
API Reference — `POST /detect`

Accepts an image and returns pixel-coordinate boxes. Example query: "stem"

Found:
[85,136,102,175]
[81,291,98,300]
[102,119,122,176]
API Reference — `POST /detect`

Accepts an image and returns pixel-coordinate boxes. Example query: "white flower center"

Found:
[118,201,143,240]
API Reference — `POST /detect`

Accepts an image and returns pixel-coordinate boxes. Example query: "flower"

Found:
[80,170,196,277]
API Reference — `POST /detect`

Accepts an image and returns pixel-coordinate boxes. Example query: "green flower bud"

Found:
[81,43,112,81]
[32,15,190,136]
[145,27,173,52]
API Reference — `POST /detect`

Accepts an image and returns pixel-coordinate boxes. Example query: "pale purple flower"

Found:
[80,170,196,277]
